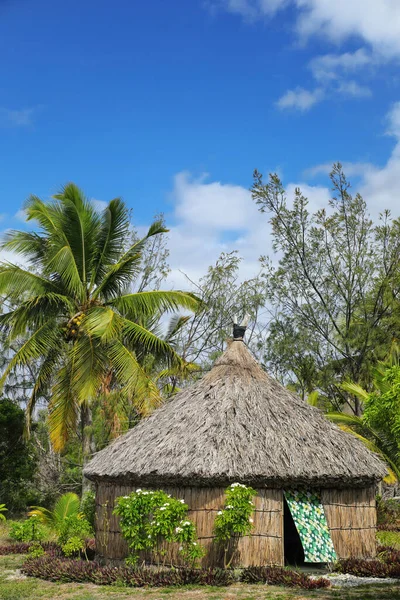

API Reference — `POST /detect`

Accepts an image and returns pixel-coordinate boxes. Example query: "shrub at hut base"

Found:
[213,483,257,568]
[333,545,400,578]
[240,566,330,589]
[114,489,205,566]
[21,557,235,587]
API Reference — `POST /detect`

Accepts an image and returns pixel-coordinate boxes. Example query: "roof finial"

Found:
[233,314,250,341]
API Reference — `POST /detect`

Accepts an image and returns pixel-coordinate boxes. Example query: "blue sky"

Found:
[1,0,400,286]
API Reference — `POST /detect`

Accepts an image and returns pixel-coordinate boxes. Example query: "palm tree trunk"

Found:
[81,403,95,495]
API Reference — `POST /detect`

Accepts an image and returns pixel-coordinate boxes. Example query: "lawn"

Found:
[1,556,400,600]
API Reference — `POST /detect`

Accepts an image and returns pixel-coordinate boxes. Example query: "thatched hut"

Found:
[84,330,386,567]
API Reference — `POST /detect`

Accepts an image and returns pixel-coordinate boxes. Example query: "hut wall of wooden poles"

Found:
[95,481,377,566]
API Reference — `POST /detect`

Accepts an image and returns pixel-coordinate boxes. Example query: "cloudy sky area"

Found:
[1,1,400,288]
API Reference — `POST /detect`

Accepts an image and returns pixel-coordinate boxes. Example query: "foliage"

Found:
[213,483,256,568]
[252,164,400,412]
[27,542,45,559]
[114,488,204,566]
[80,491,95,529]
[240,566,330,589]
[377,496,400,527]
[9,517,47,543]
[377,530,400,548]
[328,359,400,482]
[29,492,81,529]
[57,515,93,558]
[21,556,236,586]
[0,186,199,490]
[0,399,39,513]
[0,541,60,555]
[334,544,400,577]
[174,251,269,368]
[0,504,7,522]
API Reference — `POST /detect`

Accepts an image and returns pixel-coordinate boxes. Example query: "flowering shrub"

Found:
[114,489,204,566]
[9,517,47,543]
[22,556,235,586]
[213,483,257,568]
[240,566,330,589]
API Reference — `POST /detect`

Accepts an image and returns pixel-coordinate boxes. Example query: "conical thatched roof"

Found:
[84,340,386,488]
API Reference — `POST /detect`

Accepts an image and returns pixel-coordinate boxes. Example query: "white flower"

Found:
[183,521,191,526]
[168,494,171,498]
[164,503,170,506]
[180,499,185,503]
[31,514,38,518]
[249,518,253,523]
[160,507,166,511]
[179,546,183,551]
[217,511,222,515]
[156,522,160,526]
[148,534,152,538]
[193,542,197,546]
[175,527,183,533]
[226,505,233,509]
[123,496,129,499]
[151,521,155,525]
[136,489,142,493]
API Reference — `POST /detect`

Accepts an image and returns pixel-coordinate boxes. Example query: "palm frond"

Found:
[109,290,199,318]
[0,230,47,263]
[0,322,61,391]
[91,198,130,286]
[341,381,369,401]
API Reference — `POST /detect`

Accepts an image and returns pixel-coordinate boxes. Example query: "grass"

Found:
[377,530,400,549]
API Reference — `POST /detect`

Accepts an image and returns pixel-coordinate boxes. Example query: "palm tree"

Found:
[0,184,198,488]
[326,365,400,483]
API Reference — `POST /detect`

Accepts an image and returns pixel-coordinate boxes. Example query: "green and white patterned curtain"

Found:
[284,490,337,563]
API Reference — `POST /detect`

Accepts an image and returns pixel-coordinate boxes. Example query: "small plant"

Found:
[213,482,257,568]
[0,504,7,521]
[21,556,236,587]
[57,514,93,559]
[29,492,81,529]
[28,542,45,559]
[80,491,96,529]
[114,489,204,566]
[9,516,47,542]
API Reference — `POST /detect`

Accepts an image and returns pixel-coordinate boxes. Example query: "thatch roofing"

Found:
[84,340,386,488]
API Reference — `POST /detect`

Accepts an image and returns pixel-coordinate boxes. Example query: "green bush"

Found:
[114,489,204,566]
[9,517,47,542]
[57,515,93,558]
[377,496,400,527]
[80,491,95,529]
[213,483,257,568]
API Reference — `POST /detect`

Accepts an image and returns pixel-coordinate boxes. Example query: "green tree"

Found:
[0,184,198,489]
[0,398,38,513]
[252,164,400,414]
[175,251,269,369]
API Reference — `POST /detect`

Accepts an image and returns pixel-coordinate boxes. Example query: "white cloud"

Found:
[217,0,400,59]
[0,108,36,127]
[336,80,371,97]
[173,172,256,230]
[216,1,400,111]
[165,170,335,288]
[91,199,108,212]
[277,87,324,111]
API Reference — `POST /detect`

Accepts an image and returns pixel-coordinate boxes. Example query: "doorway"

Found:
[283,497,305,566]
